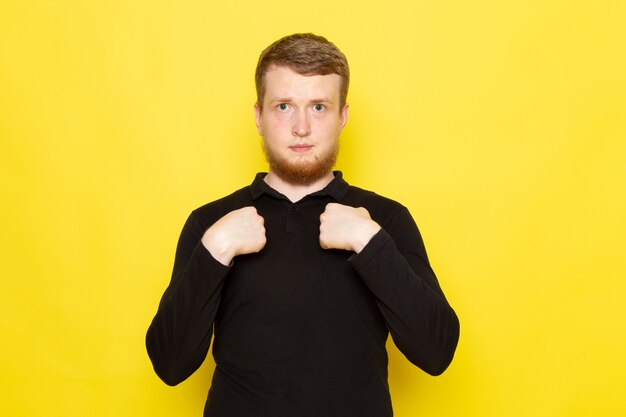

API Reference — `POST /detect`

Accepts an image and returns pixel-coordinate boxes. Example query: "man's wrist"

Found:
[352,222,381,253]
[202,232,235,266]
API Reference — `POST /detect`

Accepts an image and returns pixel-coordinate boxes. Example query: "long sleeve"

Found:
[146,212,231,386]
[349,207,460,376]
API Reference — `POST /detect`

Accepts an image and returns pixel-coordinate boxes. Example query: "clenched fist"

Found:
[319,203,381,253]
[201,206,266,265]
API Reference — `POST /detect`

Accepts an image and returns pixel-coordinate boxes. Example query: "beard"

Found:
[262,139,339,185]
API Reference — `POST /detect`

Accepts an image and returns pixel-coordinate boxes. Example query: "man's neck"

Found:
[264,170,335,203]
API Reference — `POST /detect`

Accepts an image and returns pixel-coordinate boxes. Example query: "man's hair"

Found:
[255,33,350,110]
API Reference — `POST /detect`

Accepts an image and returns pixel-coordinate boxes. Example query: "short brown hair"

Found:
[255,33,350,110]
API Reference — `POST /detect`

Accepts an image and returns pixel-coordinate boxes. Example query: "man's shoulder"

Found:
[344,183,405,208]
[189,185,253,226]
[343,184,408,221]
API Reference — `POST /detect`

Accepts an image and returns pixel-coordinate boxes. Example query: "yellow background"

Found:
[1,0,625,416]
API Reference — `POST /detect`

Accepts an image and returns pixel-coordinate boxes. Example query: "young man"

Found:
[147,33,459,417]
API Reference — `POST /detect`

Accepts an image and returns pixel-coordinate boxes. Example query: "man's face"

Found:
[254,66,349,185]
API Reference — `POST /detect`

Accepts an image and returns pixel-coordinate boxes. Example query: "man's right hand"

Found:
[201,206,266,266]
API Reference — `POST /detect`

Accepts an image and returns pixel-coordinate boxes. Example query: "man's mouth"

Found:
[289,144,314,153]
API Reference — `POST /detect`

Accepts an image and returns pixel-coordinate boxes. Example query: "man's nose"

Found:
[292,110,311,137]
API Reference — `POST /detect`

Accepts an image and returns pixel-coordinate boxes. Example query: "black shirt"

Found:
[147,172,459,417]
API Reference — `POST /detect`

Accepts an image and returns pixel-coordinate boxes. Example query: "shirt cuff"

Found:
[348,228,393,269]
[193,241,232,277]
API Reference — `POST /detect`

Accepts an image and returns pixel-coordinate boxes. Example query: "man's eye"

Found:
[278,104,289,111]
[313,104,325,111]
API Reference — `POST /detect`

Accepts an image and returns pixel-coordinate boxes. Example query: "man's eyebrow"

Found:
[269,97,334,103]
[269,97,295,103]
[311,97,334,103]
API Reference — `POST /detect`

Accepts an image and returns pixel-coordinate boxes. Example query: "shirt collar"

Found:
[249,171,349,201]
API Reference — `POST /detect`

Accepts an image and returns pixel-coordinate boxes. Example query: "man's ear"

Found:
[340,103,349,129]
[253,103,263,136]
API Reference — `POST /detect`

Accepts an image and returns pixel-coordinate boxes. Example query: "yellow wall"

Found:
[1,1,624,416]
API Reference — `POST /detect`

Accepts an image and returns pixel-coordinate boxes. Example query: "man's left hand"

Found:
[319,203,381,253]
